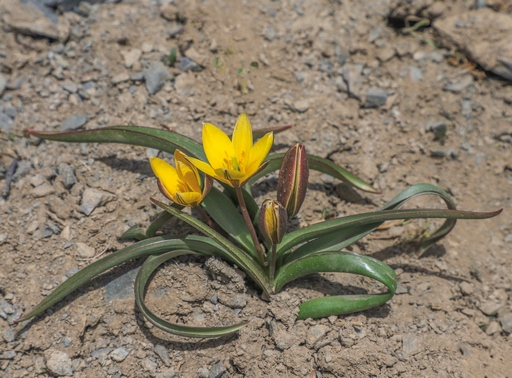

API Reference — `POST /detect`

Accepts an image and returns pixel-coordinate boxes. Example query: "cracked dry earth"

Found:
[1,0,512,377]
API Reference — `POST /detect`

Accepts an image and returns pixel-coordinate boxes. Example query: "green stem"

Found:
[235,187,264,263]
[269,244,277,283]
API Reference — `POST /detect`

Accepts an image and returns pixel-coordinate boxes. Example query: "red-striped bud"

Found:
[258,199,288,245]
[277,143,309,217]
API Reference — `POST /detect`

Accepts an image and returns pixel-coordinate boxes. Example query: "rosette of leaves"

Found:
[17,119,501,338]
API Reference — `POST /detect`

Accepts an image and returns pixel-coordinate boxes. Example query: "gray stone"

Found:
[500,312,512,333]
[0,350,16,360]
[57,163,77,189]
[45,350,73,376]
[80,188,116,216]
[478,301,502,316]
[176,57,203,73]
[402,334,423,356]
[144,62,170,95]
[154,344,171,366]
[0,301,15,315]
[340,64,364,99]
[61,81,77,93]
[2,327,15,342]
[431,149,446,158]
[90,347,112,364]
[434,9,512,82]
[0,74,6,97]
[0,112,14,134]
[60,114,88,131]
[209,361,226,378]
[444,75,474,93]
[409,66,423,82]
[306,325,329,348]
[111,347,130,362]
[364,87,388,108]
[104,266,140,301]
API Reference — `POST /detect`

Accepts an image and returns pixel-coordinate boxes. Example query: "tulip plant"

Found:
[18,113,501,338]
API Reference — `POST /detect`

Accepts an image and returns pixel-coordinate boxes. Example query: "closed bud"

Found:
[277,143,309,217]
[258,199,288,245]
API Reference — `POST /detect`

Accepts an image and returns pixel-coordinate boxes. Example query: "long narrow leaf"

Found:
[135,251,248,338]
[151,198,272,296]
[285,183,471,261]
[16,235,225,322]
[248,153,379,193]
[27,126,206,159]
[201,188,256,257]
[277,208,502,261]
[274,251,397,319]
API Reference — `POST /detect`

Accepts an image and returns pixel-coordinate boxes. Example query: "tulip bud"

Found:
[277,143,309,217]
[258,199,288,245]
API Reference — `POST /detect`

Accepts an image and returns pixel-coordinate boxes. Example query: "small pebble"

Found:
[144,62,170,95]
[111,347,130,362]
[60,114,89,131]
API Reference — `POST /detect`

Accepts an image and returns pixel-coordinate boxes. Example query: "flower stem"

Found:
[269,244,277,283]
[235,187,264,263]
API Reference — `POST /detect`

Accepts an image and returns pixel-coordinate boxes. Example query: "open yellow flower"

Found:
[187,113,274,187]
[150,150,211,207]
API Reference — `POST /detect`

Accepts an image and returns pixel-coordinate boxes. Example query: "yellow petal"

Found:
[150,157,180,194]
[175,150,201,193]
[202,123,234,170]
[245,132,274,176]
[172,192,202,207]
[232,112,253,164]
[187,156,218,178]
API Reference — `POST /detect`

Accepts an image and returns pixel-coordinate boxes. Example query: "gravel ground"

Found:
[1,0,512,377]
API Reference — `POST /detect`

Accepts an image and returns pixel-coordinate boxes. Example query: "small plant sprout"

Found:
[19,113,502,338]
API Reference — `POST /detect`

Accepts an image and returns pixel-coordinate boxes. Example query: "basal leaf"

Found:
[274,251,397,319]
[16,235,225,322]
[135,251,248,338]
[201,188,256,257]
[27,126,206,160]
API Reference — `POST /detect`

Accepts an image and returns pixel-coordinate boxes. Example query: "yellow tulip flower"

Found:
[150,150,211,207]
[187,113,274,187]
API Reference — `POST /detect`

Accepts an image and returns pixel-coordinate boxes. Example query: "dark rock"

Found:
[104,266,140,301]
[80,188,115,216]
[0,113,14,134]
[176,57,203,73]
[60,114,88,131]
[57,163,77,189]
[364,87,388,108]
[209,361,226,378]
[0,74,6,97]
[154,345,171,366]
